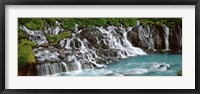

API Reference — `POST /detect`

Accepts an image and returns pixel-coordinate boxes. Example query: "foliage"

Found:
[18,26,28,41]
[138,18,182,28]
[46,31,71,45]
[18,18,138,31]
[18,39,37,68]
[18,18,46,30]
[44,18,57,27]
[18,18,181,31]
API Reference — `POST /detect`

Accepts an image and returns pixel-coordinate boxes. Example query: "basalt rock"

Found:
[127,24,182,52]
[169,25,182,52]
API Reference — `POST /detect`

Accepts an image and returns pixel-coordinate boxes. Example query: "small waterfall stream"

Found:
[162,25,170,50]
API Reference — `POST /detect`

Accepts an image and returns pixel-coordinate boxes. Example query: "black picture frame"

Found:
[0,0,199,94]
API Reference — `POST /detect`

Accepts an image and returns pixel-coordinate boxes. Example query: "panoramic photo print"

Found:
[18,18,182,76]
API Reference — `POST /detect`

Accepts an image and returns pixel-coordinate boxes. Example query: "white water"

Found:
[22,21,148,76]
[138,25,155,51]
[20,26,48,45]
[42,25,146,76]
[45,21,64,35]
[163,25,170,50]
[34,48,59,62]
[20,21,64,45]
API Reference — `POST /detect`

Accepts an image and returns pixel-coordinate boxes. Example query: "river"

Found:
[53,53,182,76]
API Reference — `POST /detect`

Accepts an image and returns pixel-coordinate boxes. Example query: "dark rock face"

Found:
[127,26,141,48]
[151,25,165,50]
[127,25,182,52]
[169,25,182,52]
[80,28,106,49]
[18,63,37,76]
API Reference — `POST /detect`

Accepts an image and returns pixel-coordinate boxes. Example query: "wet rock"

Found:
[58,53,65,59]
[18,63,37,76]
[104,73,124,76]
[169,25,182,52]
[127,25,182,52]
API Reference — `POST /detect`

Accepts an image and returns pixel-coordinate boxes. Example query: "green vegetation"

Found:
[18,18,46,30]
[176,69,182,76]
[18,26,28,41]
[18,18,138,31]
[18,18,181,32]
[18,39,37,68]
[46,31,71,45]
[138,18,182,28]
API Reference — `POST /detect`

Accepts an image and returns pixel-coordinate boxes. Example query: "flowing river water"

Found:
[53,54,182,76]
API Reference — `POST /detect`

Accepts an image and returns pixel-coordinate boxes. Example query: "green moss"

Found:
[19,18,46,30]
[45,18,57,27]
[61,18,76,31]
[18,18,139,31]
[18,39,37,68]
[18,26,28,41]
[47,31,71,45]
[139,18,182,28]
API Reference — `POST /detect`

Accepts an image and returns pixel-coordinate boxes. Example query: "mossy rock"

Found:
[176,69,182,76]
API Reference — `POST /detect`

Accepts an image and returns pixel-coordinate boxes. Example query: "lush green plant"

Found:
[18,39,37,68]
[138,18,182,28]
[46,31,71,45]
[44,18,57,27]
[18,18,46,30]
[61,18,76,31]
[18,26,28,41]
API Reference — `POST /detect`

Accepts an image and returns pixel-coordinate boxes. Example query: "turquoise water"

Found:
[54,54,182,76]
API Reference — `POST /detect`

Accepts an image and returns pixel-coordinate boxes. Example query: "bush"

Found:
[18,39,37,68]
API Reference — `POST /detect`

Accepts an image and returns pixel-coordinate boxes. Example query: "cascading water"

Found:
[137,25,156,51]
[20,26,48,45]
[20,21,64,45]
[162,25,170,50]
[21,21,147,76]
[45,21,64,35]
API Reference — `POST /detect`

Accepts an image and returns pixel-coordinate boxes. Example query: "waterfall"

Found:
[36,61,88,76]
[20,26,48,45]
[136,20,140,26]
[22,21,148,76]
[20,21,64,45]
[96,26,147,57]
[162,25,170,50]
[45,21,64,35]
[137,25,155,51]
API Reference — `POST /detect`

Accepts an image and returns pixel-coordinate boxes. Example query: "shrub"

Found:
[18,39,37,68]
